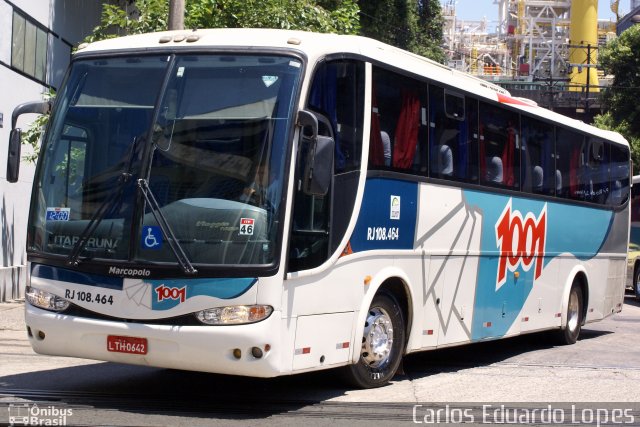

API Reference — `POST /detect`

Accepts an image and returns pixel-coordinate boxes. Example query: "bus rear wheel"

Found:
[342,291,405,388]
[557,282,583,345]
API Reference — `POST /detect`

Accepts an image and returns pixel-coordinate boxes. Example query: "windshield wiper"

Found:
[66,137,140,267]
[137,178,197,275]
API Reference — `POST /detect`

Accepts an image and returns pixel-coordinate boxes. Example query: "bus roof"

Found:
[77,28,628,148]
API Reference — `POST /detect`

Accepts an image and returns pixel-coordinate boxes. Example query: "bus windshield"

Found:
[29,53,302,269]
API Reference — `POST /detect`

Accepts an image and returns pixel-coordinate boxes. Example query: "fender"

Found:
[349,265,415,364]
[559,263,588,330]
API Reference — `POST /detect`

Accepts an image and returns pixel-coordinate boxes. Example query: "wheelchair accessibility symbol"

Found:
[142,226,163,249]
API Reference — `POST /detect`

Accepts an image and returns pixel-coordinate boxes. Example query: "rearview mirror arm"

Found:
[11,100,51,130]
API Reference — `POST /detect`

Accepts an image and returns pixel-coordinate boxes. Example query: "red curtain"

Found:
[569,147,580,196]
[501,125,516,186]
[369,87,385,167]
[392,90,420,169]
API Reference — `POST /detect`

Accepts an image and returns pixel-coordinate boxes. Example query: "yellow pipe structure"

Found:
[470,47,478,74]
[569,0,599,92]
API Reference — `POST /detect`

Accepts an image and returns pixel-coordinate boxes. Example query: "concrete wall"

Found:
[0,0,103,301]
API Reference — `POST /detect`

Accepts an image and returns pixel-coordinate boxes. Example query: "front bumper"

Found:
[25,303,284,377]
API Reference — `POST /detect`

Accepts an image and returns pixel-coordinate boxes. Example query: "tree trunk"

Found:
[169,0,185,31]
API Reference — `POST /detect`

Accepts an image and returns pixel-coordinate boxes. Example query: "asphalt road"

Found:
[1,296,640,426]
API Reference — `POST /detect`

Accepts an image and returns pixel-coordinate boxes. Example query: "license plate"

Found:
[107,335,148,355]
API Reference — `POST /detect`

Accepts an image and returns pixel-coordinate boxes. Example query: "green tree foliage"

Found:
[358,0,444,62]
[21,89,55,163]
[594,25,640,170]
[412,0,444,63]
[188,0,359,33]
[85,0,169,42]
[359,0,409,49]
[86,0,360,42]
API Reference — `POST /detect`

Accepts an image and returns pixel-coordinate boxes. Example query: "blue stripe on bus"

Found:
[30,264,258,310]
[31,264,124,290]
[349,178,418,252]
[463,190,613,340]
[148,278,258,310]
[349,179,614,341]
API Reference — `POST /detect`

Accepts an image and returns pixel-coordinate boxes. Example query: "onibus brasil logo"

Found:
[8,403,72,426]
[495,199,547,290]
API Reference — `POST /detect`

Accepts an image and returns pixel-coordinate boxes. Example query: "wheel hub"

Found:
[361,307,394,368]
[567,289,579,332]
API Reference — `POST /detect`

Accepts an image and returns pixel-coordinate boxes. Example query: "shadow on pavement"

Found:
[403,327,612,378]
[0,363,352,420]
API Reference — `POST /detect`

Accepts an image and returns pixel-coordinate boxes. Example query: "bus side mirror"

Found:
[6,100,51,183]
[304,134,334,196]
[297,110,334,196]
[6,129,22,183]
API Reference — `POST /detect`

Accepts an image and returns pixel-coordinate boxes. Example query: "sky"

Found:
[441,0,620,23]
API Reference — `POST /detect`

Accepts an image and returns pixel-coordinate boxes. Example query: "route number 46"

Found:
[239,218,255,236]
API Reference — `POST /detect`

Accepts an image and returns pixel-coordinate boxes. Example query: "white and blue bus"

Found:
[7,29,630,388]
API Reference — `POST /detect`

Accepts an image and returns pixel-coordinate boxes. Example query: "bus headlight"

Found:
[25,287,70,312]
[195,305,273,325]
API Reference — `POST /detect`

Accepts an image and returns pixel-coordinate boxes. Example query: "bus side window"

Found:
[585,138,610,204]
[556,128,584,200]
[428,85,477,182]
[369,67,427,174]
[609,144,630,206]
[521,116,554,195]
[479,102,519,188]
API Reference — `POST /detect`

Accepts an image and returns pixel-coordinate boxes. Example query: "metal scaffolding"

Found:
[443,0,617,83]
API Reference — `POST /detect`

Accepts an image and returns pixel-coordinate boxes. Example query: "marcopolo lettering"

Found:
[108,266,151,277]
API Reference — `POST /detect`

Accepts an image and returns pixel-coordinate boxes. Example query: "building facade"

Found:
[0,0,104,301]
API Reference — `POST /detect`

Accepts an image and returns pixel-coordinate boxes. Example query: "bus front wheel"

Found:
[557,282,584,345]
[343,291,405,388]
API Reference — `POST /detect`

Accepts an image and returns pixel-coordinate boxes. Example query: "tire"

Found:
[557,282,584,345]
[634,266,640,302]
[342,291,405,388]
